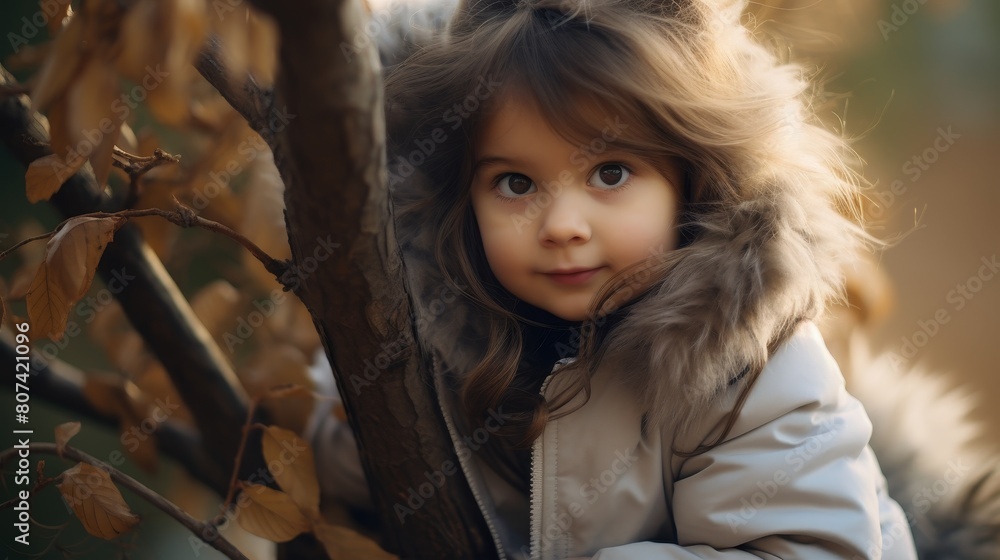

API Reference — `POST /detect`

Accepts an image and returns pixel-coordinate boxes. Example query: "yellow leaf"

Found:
[57,462,140,540]
[55,421,82,457]
[236,484,310,542]
[313,521,398,560]
[261,426,320,519]
[25,216,124,339]
[31,14,85,113]
[25,152,87,203]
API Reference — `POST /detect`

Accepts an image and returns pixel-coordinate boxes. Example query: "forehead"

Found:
[476,88,627,153]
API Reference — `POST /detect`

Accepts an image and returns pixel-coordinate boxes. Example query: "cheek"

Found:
[610,205,676,261]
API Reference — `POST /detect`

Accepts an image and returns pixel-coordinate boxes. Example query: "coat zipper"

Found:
[530,357,575,560]
[431,354,508,559]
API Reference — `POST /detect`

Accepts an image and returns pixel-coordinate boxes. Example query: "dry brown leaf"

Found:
[246,10,278,85]
[313,521,398,560]
[265,299,321,359]
[117,122,138,154]
[46,0,74,36]
[190,280,242,344]
[136,0,207,125]
[66,56,121,186]
[82,375,160,472]
[236,483,310,542]
[7,264,38,300]
[57,462,140,539]
[25,216,124,339]
[55,421,82,457]
[213,4,249,84]
[25,152,87,203]
[261,425,319,519]
[133,179,181,260]
[240,345,315,433]
[241,149,289,290]
[31,14,85,113]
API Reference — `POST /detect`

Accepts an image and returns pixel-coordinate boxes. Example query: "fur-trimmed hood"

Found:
[373,1,1000,558]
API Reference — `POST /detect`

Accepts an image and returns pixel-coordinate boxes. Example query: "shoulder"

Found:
[725,320,871,443]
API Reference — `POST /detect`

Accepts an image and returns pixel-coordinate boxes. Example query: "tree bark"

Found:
[238,0,498,557]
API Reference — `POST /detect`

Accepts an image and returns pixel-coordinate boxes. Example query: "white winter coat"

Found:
[308,322,917,559]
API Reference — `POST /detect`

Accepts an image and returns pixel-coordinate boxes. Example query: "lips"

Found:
[543,267,603,285]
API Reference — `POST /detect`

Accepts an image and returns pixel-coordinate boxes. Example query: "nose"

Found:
[537,189,592,247]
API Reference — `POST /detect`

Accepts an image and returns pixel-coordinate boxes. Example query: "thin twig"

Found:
[195,35,274,140]
[0,231,55,261]
[214,398,260,525]
[112,147,180,210]
[0,443,250,560]
[16,206,289,282]
[0,473,63,510]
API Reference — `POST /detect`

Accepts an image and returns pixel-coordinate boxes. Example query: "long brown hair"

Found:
[384,0,869,487]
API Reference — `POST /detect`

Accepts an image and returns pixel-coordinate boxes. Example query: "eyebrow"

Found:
[472,155,518,174]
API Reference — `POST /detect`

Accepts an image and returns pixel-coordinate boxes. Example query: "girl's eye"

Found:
[496,173,536,198]
[589,164,631,189]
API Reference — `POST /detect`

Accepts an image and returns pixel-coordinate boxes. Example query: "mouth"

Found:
[543,267,603,285]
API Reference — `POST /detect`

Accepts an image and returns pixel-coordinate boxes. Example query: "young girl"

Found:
[308,0,920,557]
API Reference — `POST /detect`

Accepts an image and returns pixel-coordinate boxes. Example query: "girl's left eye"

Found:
[589,164,631,189]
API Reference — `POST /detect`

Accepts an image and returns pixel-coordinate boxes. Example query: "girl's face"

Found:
[470,93,681,321]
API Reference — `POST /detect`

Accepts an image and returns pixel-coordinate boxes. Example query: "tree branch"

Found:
[0,443,249,560]
[0,64,266,492]
[0,335,228,495]
[194,34,275,141]
[242,1,498,557]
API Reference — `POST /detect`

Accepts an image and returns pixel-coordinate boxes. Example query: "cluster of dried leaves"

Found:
[0,0,382,557]
[17,0,277,200]
[42,418,393,559]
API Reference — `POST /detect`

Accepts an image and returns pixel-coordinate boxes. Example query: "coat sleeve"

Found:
[302,350,373,512]
[591,326,915,560]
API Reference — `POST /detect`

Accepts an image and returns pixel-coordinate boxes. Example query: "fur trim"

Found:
[376,1,1000,557]
[845,333,1000,559]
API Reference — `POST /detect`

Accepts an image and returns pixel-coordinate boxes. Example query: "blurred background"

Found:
[1,0,998,558]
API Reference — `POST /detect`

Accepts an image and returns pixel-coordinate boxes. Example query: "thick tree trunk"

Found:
[244,0,498,557]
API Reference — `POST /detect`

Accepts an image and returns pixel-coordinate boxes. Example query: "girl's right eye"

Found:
[495,173,536,199]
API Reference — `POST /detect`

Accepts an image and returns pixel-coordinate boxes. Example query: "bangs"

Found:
[479,10,682,170]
